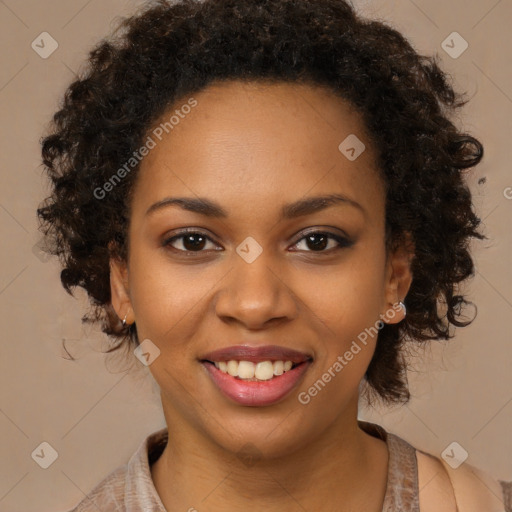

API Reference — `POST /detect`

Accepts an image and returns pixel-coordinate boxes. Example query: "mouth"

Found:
[208,359,300,380]
[200,345,313,406]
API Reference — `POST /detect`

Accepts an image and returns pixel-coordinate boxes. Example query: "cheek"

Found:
[310,256,386,331]
[303,253,387,382]
[127,248,218,345]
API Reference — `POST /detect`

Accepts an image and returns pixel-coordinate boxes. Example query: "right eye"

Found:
[162,230,221,254]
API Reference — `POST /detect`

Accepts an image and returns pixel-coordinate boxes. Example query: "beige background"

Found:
[0,0,511,510]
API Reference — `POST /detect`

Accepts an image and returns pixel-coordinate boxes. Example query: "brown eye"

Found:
[163,231,218,253]
[291,231,353,253]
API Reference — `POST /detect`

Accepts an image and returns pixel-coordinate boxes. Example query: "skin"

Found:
[110,80,413,512]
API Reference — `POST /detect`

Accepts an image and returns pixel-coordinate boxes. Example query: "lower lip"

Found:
[202,361,311,406]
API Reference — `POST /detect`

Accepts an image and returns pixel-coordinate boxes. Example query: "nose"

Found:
[213,249,298,330]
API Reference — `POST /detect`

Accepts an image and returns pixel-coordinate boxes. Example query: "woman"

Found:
[37,0,511,510]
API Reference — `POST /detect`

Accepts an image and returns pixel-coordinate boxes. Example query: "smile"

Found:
[213,359,294,380]
[200,345,313,406]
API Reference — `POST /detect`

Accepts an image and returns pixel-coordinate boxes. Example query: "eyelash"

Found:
[162,228,353,256]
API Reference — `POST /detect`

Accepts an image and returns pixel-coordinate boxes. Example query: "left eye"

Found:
[163,230,352,254]
[291,231,352,252]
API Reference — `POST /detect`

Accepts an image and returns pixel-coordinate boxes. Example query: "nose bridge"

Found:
[214,242,296,327]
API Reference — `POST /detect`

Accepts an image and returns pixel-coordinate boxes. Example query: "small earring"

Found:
[122,314,128,328]
[399,301,406,318]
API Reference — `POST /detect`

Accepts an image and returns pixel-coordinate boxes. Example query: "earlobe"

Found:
[109,257,134,325]
[382,234,414,325]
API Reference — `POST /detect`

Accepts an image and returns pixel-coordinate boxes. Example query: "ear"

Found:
[381,232,414,325]
[110,256,134,325]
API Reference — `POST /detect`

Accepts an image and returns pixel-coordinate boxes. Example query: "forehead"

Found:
[133,80,384,219]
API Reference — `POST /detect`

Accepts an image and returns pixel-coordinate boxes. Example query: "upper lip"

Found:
[200,345,313,364]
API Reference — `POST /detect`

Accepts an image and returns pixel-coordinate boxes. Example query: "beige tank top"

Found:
[359,420,512,512]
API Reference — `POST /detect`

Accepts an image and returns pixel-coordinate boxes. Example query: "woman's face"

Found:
[111,80,411,457]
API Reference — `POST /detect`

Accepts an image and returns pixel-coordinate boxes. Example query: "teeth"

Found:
[227,360,238,377]
[255,361,274,380]
[213,359,296,380]
[273,360,284,376]
[238,361,255,379]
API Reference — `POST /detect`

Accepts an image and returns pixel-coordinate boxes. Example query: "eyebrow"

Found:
[145,193,365,219]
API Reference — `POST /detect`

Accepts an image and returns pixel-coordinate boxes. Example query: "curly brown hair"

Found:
[37,0,485,405]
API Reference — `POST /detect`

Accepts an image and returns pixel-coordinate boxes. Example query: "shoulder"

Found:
[63,427,168,512]
[64,464,128,511]
[413,448,457,511]
[415,447,511,512]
